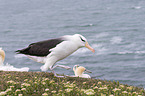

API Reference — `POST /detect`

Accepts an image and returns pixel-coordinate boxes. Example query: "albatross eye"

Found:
[79,36,85,42]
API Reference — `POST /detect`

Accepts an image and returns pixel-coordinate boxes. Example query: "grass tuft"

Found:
[0,71,144,96]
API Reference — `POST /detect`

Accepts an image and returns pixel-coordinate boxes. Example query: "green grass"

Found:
[0,71,144,96]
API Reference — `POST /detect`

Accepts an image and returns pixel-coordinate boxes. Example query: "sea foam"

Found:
[96,33,109,38]
[110,36,122,44]
[0,63,29,72]
[133,6,141,9]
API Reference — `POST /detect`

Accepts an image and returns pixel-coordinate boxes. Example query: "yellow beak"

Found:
[85,42,95,53]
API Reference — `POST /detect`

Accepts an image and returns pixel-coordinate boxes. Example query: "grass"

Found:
[0,71,145,96]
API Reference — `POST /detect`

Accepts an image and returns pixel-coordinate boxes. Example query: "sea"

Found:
[0,0,145,88]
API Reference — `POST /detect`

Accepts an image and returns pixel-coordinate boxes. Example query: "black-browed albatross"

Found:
[0,48,5,66]
[16,34,95,72]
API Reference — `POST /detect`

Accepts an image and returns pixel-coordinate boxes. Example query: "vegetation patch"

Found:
[0,71,144,96]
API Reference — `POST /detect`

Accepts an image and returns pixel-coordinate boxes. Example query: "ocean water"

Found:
[0,0,145,87]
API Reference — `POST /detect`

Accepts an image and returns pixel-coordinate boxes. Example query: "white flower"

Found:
[15,89,21,92]
[119,85,124,88]
[65,88,73,92]
[85,91,95,95]
[122,91,128,94]
[45,89,49,91]
[113,88,121,92]
[84,89,95,95]
[50,80,55,83]
[51,91,56,93]
[5,88,12,92]
[43,78,49,81]
[34,82,37,84]
[98,82,102,84]
[21,88,26,91]
[7,80,15,84]
[127,86,133,90]
[0,91,6,95]
[83,82,86,84]
[93,86,98,89]
[42,82,46,85]
[45,78,49,81]
[24,79,28,82]
[21,83,31,87]
[99,87,108,90]
[64,83,76,88]
[58,90,62,92]
[18,94,23,96]
[42,93,48,96]
[133,92,137,94]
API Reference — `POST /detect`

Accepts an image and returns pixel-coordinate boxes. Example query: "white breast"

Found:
[50,41,79,60]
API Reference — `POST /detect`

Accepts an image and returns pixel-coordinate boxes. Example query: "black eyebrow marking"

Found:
[79,36,85,42]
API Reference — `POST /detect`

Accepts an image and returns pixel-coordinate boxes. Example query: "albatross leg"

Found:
[51,69,65,78]
[51,64,71,70]
[50,64,71,77]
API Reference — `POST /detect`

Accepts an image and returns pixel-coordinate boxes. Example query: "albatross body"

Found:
[73,65,91,78]
[0,48,5,66]
[16,34,95,71]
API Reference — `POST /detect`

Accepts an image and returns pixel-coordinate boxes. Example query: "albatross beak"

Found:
[84,69,92,73]
[85,42,95,53]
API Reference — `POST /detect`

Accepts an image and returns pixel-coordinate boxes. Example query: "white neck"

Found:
[76,71,83,76]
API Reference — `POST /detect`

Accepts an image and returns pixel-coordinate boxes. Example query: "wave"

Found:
[14,54,27,59]
[110,36,122,44]
[0,63,29,72]
[72,44,107,56]
[95,33,109,38]
[117,51,145,55]
[132,6,141,9]
[72,48,89,55]
[92,44,107,55]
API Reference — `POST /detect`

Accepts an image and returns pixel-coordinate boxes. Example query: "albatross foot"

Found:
[52,71,65,78]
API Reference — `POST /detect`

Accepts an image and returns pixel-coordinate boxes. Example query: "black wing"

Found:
[16,38,64,57]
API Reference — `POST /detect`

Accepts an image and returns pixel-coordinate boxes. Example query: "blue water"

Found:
[0,0,145,88]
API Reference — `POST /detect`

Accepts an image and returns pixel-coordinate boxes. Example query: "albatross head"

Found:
[0,48,5,65]
[73,34,95,53]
